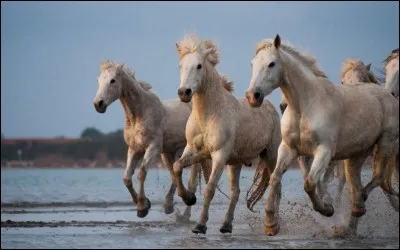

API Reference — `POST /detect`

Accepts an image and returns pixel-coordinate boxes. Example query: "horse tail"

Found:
[246,108,281,212]
[200,159,212,184]
[246,158,271,212]
[382,148,399,211]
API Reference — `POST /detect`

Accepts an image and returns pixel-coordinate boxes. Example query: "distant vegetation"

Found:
[1,127,127,162]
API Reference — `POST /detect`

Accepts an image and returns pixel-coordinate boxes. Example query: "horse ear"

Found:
[176,42,182,55]
[274,34,281,49]
[365,63,371,71]
[116,63,124,70]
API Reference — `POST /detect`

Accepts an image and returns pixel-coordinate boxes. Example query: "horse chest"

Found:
[283,122,318,154]
[124,126,153,150]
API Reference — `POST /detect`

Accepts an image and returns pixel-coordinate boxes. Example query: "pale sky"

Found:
[1,1,399,138]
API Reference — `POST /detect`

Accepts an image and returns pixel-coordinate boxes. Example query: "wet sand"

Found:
[2,199,399,248]
[1,168,399,249]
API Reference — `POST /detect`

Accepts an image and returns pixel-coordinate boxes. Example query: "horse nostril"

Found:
[392,92,396,97]
[98,100,104,108]
[185,89,192,96]
[254,92,261,100]
[280,103,287,115]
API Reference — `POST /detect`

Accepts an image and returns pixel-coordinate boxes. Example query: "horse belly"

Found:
[334,119,381,160]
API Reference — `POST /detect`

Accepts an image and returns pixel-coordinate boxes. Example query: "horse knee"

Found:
[123,177,132,187]
[173,161,182,174]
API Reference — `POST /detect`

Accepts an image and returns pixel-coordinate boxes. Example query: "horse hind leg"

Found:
[343,153,368,218]
[161,152,177,215]
[335,161,346,206]
[220,164,242,234]
[362,135,398,203]
[382,146,399,212]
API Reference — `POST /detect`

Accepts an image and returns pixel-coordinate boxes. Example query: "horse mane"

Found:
[219,73,234,93]
[255,39,327,78]
[99,60,153,90]
[176,33,220,65]
[341,58,379,84]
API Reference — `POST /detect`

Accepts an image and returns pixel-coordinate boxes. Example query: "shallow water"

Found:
[1,168,399,249]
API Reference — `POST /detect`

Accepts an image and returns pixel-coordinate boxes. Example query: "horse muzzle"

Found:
[245,90,264,108]
[93,100,107,113]
[177,87,193,103]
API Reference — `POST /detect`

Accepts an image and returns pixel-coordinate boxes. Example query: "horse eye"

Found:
[268,62,275,68]
[110,79,116,84]
[197,64,202,70]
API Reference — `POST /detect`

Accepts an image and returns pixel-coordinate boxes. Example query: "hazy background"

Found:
[1,1,399,138]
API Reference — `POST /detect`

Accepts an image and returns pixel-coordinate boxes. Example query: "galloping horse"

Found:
[246,35,399,236]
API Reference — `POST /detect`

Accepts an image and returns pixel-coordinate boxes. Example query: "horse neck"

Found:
[119,74,149,127]
[192,63,225,119]
[279,52,321,115]
[386,69,399,98]
[386,58,399,83]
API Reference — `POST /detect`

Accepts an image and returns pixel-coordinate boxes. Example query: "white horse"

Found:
[246,35,399,236]
[173,34,282,235]
[383,48,399,202]
[93,60,211,219]
[384,48,399,99]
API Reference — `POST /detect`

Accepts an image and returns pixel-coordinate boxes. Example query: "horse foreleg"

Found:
[123,148,141,205]
[173,146,207,206]
[304,146,334,217]
[265,142,298,236]
[192,150,228,235]
[183,163,202,219]
[161,152,177,215]
[318,161,336,204]
[136,143,161,218]
[220,164,242,234]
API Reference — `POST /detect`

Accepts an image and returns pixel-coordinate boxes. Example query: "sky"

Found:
[1,1,399,138]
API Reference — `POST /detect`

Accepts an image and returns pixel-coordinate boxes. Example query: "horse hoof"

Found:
[192,224,207,234]
[322,204,334,217]
[137,198,151,218]
[219,223,232,234]
[164,204,174,215]
[183,192,197,206]
[351,207,366,217]
[264,224,280,236]
[137,208,149,218]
